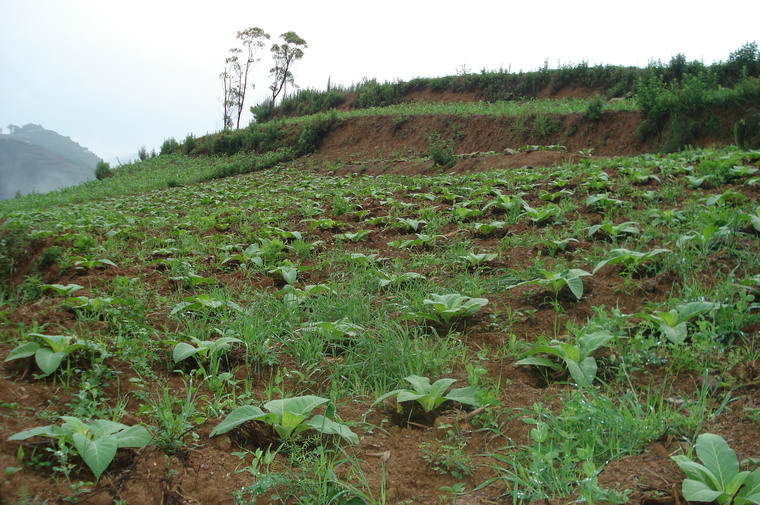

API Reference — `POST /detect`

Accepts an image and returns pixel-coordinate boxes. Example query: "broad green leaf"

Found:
[404,375,434,394]
[373,389,406,405]
[303,415,359,445]
[5,341,40,361]
[173,342,202,363]
[661,322,688,344]
[566,276,585,299]
[515,356,563,371]
[40,283,84,296]
[736,467,760,505]
[7,424,62,441]
[672,456,718,485]
[72,432,118,480]
[566,356,597,388]
[522,344,566,360]
[676,301,717,322]
[445,386,481,407]
[427,378,458,399]
[35,348,65,375]
[578,330,615,356]
[279,410,307,438]
[696,433,740,489]
[61,416,90,435]
[264,395,329,419]
[111,425,152,448]
[210,405,267,436]
[681,479,724,503]
[726,471,751,501]
[34,334,70,353]
[395,391,427,405]
[654,310,679,327]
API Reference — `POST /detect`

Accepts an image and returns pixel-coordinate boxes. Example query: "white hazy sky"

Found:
[1,0,757,161]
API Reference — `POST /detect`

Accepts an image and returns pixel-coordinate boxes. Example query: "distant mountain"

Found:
[0,124,101,200]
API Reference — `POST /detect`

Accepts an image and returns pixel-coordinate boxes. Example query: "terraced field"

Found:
[1,102,759,504]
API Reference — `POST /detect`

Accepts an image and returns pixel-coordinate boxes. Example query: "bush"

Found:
[635,63,760,151]
[160,137,180,156]
[296,110,338,156]
[94,161,113,180]
[585,96,605,121]
[428,132,456,168]
[734,111,760,149]
[183,133,196,155]
[533,114,561,137]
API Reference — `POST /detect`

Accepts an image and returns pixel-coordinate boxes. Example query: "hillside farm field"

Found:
[0,145,759,504]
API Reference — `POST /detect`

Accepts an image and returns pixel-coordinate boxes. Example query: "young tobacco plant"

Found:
[592,248,670,276]
[8,417,151,480]
[637,301,719,345]
[458,252,498,267]
[373,375,481,413]
[170,294,243,316]
[520,202,561,224]
[672,433,760,505]
[40,283,84,296]
[508,268,592,301]
[210,395,358,445]
[473,220,508,237]
[171,335,243,366]
[418,293,488,325]
[515,330,616,387]
[5,333,103,376]
[586,221,640,240]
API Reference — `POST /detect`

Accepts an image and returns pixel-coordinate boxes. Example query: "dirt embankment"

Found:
[305,111,652,172]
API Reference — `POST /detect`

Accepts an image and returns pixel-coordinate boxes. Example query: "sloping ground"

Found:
[0,144,758,504]
[0,85,758,504]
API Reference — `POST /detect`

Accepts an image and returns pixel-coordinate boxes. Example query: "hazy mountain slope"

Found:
[0,124,99,199]
[0,137,94,199]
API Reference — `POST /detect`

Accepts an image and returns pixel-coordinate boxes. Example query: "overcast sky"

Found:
[1,0,757,161]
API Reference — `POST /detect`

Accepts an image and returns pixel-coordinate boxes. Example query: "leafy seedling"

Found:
[171,336,243,365]
[388,233,444,249]
[210,395,358,445]
[473,221,508,237]
[268,261,299,285]
[586,221,640,240]
[520,203,561,224]
[507,268,592,301]
[672,432,760,505]
[542,237,579,256]
[8,417,151,480]
[638,301,720,344]
[419,293,488,325]
[334,230,372,242]
[374,375,481,413]
[39,284,84,296]
[592,248,670,276]
[378,271,426,289]
[483,193,522,213]
[70,255,118,270]
[515,330,616,387]
[170,295,243,315]
[5,333,102,376]
[221,244,264,267]
[585,193,626,212]
[396,218,427,232]
[458,252,498,267]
